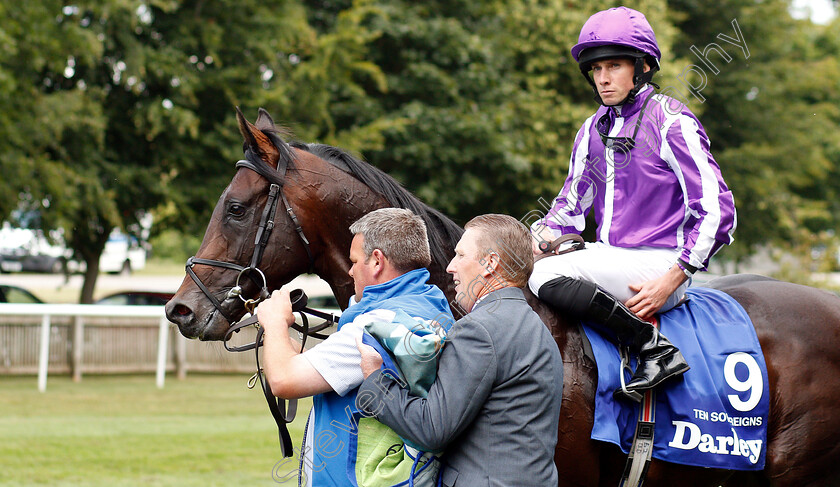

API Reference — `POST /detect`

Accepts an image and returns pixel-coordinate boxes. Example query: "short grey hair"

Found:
[349,208,432,272]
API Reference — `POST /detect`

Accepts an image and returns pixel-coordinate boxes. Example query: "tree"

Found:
[667,0,840,265]
[290,0,678,229]
[2,0,316,302]
[5,0,839,301]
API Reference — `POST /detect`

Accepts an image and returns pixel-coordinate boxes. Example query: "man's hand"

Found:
[531,225,557,256]
[255,289,296,332]
[255,288,332,399]
[625,265,687,320]
[356,337,383,379]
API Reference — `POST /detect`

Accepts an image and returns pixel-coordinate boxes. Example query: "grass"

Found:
[30,285,80,305]
[134,258,188,277]
[0,374,311,486]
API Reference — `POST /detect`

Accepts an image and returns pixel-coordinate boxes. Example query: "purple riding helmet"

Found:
[571,7,661,106]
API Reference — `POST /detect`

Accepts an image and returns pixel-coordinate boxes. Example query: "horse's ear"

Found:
[235,106,280,167]
[236,106,260,149]
[254,108,275,133]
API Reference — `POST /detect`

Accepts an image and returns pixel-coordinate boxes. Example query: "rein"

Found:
[224,289,339,458]
[183,150,338,458]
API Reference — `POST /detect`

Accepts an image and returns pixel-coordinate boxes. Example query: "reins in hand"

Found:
[223,288,340,458]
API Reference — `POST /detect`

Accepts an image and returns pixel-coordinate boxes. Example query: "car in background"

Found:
[0,224,74,274]
[0,284,44,304]
[99,230,148,275]
[306,294,341,310]
[0,211,151,275]
[0,254,24,273]
[94,291,174,306]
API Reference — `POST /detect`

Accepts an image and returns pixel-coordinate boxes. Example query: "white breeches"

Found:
[528,242,690,312]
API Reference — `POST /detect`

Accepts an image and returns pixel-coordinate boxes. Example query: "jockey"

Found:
[529,7,736,401]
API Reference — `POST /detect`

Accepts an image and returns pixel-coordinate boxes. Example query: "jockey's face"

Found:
[590,57,648,106]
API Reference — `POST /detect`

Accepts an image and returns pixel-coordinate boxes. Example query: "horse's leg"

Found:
[711,279,840,486]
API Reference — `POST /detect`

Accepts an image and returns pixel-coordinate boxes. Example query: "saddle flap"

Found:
[584,287,769,471]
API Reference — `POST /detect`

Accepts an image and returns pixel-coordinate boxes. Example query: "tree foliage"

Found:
[1,0,839,302]
[1,0,315,302]
[667,0,840,262]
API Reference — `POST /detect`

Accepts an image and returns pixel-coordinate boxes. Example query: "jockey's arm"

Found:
[626,264,688,320]
[256,289,332,399]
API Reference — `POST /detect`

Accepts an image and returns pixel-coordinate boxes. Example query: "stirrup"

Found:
[616,346,643,403]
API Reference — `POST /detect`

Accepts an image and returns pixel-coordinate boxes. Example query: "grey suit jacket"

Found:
[358,286,563,486]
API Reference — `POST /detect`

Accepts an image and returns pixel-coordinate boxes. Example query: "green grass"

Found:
[0,374,311,486]
[134,258,188,277]
[30,285,80,304]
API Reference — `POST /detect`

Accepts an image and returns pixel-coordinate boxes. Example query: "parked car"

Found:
[0,254,23,273]
[0,224,74,273]
[99,230,148,275]
[94,291,174,306]
[0,212,150,275]
[305,294,340,310]
[0,284,44,304]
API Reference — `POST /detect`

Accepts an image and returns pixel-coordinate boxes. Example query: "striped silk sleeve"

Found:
[663,113,736,270]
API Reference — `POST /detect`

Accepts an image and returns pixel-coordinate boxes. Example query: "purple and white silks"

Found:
[536,85,736,272]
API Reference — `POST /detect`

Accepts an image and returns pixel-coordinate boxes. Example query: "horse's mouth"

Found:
[175,307,226,341]
[195,309,220,340]
[199,308,242,342]
[170,295,248,342]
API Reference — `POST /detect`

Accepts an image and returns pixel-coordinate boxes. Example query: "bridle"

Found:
[185,152,313,321]
[183,148,339,458]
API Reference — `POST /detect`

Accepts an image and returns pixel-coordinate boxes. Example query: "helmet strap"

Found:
[579,68,606,105]
[625,57,660,104]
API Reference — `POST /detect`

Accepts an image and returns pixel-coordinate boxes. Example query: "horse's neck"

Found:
[292,151,461,314]
[289,163,387,309]
[312,245,355,310]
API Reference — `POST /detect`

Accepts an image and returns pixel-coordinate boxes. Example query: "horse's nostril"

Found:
[174,304,192,316]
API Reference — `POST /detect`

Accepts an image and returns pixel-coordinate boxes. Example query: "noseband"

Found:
[183,150,338,458]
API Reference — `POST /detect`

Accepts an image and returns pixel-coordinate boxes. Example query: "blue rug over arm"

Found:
[585,287,769,470]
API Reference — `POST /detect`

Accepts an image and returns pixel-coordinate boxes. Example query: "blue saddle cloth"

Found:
[585,287,769,470]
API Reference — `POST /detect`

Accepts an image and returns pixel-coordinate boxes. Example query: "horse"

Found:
[165,108,840,486]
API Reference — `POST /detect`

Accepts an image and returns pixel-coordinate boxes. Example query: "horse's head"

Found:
[165,108,368,340]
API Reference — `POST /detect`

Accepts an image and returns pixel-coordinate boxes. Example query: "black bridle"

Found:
[185,154,311,321]
[184,151,339,458]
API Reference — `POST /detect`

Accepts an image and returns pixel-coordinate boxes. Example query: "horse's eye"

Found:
[229,203,246,217]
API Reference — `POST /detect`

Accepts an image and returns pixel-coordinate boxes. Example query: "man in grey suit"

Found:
[356,214,563,486]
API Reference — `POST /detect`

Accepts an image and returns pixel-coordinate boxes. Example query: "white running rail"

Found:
[0,303,172,392]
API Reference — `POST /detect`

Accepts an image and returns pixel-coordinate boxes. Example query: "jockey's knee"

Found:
[529,255,579,295]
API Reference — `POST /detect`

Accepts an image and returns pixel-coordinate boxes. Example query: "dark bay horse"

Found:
[165,108,840,486]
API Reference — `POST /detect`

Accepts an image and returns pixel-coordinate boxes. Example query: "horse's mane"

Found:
[290,141,464,270]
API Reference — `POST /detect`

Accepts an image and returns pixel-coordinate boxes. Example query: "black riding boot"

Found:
[537,276,689,402]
